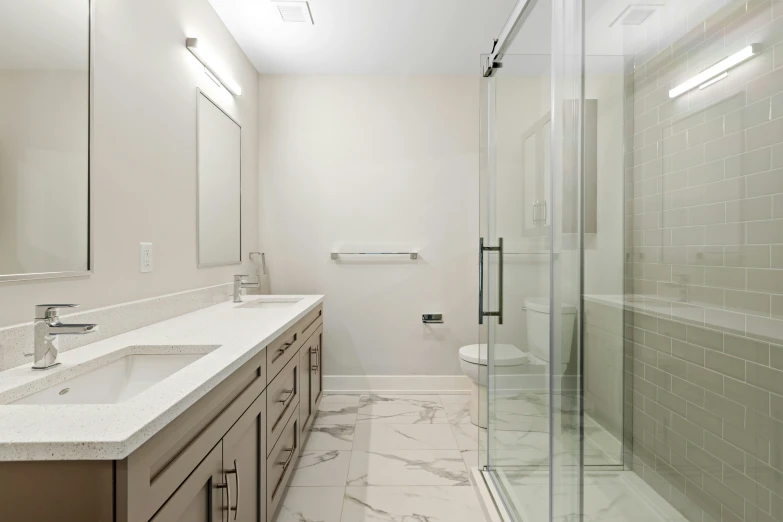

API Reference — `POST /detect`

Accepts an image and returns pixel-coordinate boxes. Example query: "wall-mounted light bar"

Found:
[669,44,758,99]
[186,37,242,96]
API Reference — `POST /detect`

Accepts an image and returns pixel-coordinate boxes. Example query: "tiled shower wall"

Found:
[625,1,783,522]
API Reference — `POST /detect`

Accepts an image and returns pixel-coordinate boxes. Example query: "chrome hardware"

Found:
[533,199,548,226]
[225,459,239,520]
[422,314,443,324]
[233,275,259,303]
[478,238,504,325]
[272,388,296,431]
[249,252,267,275]
[331,251,418,260]
[311,346,319,371]
[271,334,297,363]
[32,304,98,370]
[277,389,294,403]
[215,473,232,522]
[272,428,298,500]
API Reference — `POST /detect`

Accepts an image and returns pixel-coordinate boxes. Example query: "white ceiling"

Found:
[0,0,88,70]
[210,0,730,76]
[208,0,519,75]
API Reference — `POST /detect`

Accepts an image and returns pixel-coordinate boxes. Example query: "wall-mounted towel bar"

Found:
[331,252,418,260]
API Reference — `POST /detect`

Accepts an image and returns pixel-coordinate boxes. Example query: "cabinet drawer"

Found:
[267,306,323,383]
[266,354,299,454]
[117,350,266,522]
[266,405,300,519]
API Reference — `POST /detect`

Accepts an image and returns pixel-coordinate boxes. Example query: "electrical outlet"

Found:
[140,242,153,273]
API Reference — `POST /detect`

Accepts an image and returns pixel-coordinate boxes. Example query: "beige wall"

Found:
[0,0,259,328]
[257,75,479,376]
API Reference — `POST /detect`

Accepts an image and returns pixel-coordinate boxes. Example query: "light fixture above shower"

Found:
[669,44,758,98]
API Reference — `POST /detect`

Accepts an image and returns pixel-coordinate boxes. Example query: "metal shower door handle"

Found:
[478,237,503,325]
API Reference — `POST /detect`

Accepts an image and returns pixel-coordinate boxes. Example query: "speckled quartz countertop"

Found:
[0,295,323,461]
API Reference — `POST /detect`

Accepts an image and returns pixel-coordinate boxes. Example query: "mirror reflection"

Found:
[0,0,90,278]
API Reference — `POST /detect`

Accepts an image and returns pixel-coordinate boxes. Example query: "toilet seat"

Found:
[458,344,528,367]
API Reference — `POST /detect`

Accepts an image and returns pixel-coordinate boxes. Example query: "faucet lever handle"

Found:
[35,304,79,320]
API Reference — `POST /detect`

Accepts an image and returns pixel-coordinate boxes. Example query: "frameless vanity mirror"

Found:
[196,91,241,266]
[0,0,91,281]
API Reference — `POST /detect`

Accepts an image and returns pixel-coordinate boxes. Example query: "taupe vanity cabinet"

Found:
[0,304,323,522]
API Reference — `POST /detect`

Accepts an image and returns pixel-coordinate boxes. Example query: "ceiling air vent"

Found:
[609,4,661,27]
[273,1,314,24]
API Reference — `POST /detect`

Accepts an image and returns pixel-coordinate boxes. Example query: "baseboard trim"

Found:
[323,375,471,395]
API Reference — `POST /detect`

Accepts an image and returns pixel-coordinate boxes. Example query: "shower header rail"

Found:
[330,251,418,260]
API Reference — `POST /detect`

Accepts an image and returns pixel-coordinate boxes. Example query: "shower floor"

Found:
[493,470,688,522]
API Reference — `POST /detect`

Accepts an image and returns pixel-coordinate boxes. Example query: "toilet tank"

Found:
[524,298,577,364]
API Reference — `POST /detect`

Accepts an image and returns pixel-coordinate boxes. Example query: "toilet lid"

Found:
[459,344,528,367]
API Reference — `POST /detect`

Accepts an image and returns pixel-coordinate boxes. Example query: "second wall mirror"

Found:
[196,90,241,267]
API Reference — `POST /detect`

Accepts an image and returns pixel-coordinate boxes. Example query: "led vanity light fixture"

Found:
[669,44,758,99]
[186,37,242,96]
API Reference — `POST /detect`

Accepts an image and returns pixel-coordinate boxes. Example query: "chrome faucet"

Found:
[32,304,98,370]
[233,275,259,303]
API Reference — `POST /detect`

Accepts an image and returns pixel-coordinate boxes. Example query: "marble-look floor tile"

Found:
[450,422,483,451]
[290,450,352,487]
[341,486,485,522]
[320,394,361,405]
[357,395,447,424]
[346,449,469,486]
[277,487,344,522]
[353,423,459,450]
[441,394,471,424]
[314,403,359,425]
[461,450,480,469]
[305,424,355,450]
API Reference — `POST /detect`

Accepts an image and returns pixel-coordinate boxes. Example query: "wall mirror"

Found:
[0,0,91,281]
[197,90,241,267]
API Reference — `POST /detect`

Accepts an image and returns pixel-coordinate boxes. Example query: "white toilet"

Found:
[459,297,577,427]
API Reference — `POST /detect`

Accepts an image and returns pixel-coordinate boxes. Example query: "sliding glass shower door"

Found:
[479,45,584,522]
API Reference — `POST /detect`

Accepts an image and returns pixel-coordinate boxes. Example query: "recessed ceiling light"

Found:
[272,1,314,24]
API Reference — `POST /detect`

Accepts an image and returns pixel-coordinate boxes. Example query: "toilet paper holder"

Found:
[422,314,443,324]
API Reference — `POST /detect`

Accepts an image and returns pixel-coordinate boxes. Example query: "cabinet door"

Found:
[310,327,323,414]
[223,390,267,522]
[299,339,313,436]
[149,442,224,522]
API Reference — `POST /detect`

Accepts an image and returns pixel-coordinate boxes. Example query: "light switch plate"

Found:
[140,242,153,273]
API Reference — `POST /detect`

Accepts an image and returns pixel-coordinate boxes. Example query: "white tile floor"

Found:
[278,393,686,522]
[276,394,486,522]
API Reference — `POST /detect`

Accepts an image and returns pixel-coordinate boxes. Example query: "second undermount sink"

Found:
[236,297,302,309]
[11,352,209,405]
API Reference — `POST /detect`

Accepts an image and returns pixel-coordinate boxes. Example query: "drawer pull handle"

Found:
[271,334,297,363]
[215,475,232,522]
[310,347,319,371]
[272,426,298,499]
[224,460,239,520]
[271,390,296,431]
[277,447,295,467]
[303,311,321,333]
[277,388,294,403]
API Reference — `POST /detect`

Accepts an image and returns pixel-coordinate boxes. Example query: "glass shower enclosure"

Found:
[479,0,783,522]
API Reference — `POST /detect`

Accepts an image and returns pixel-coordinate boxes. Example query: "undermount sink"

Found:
[236,297,302,309]
[11,353,207,405]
